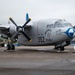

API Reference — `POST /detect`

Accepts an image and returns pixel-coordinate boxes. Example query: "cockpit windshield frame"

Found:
[46,20,72,28]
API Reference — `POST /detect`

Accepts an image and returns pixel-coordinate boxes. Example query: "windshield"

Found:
[62,23,72,27]
[54,21,63,28]
[54,20,72,28]
[47,20,72,28]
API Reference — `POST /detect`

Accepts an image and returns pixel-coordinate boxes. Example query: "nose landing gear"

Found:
[55,46,65,51]
[60,46,64,51]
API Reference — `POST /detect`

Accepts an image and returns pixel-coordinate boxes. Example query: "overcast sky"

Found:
[0,0,75,25]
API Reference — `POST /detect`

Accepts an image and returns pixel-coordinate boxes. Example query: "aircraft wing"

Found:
[0,24,10,29]
[0,24,10,35]
[0,27,8,31]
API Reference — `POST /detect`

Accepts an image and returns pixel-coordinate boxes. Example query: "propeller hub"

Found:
[17,26,24,32]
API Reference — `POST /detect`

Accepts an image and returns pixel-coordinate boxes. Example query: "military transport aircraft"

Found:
[0,13,75,51]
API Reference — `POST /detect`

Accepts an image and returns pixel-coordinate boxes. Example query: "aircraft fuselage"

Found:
[17,19,73,46]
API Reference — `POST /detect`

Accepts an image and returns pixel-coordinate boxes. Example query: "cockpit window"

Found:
[62,23,72,27]
[54,21,72,28]
[46,21,72,28]
[54,21,63,28]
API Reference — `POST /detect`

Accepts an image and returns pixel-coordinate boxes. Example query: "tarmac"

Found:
[0,45,75,75]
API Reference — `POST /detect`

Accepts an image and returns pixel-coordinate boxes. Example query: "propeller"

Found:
[9,17,32,42]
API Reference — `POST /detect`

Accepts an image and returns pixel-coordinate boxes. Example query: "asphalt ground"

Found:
[0,45,75,75]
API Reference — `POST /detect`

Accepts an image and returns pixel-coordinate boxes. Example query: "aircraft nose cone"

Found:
[69,28,74,36]
[65,28,75,38]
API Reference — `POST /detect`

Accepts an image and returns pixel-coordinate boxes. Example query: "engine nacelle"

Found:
[9,25,17,35]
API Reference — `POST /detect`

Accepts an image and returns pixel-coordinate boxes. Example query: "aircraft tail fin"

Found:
[26,13,29,21]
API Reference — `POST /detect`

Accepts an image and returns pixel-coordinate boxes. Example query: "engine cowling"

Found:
[9,25,17,35]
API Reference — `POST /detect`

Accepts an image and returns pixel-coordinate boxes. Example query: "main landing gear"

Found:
[6,39,15,50]
[7,43,15,50]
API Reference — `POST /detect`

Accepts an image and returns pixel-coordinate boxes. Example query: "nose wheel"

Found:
[55,46,64,51]
[60,46,64,51]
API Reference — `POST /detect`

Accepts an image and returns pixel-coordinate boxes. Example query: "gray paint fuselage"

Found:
[17,19,73,46]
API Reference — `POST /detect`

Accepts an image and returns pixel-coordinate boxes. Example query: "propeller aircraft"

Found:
[0,13,75,51]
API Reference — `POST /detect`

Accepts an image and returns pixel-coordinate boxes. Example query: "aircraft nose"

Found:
[73,28,75,37]
[65,28,75,38]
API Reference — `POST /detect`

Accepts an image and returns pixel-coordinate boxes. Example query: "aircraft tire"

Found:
[11,45,15,50]
[60,46,64,51]
[7,44,11,50]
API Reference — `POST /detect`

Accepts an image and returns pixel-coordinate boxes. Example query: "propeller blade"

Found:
[9,17,18,27]
[11,32,18,40]
[21,31,32,42]
[23,18,31,27]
